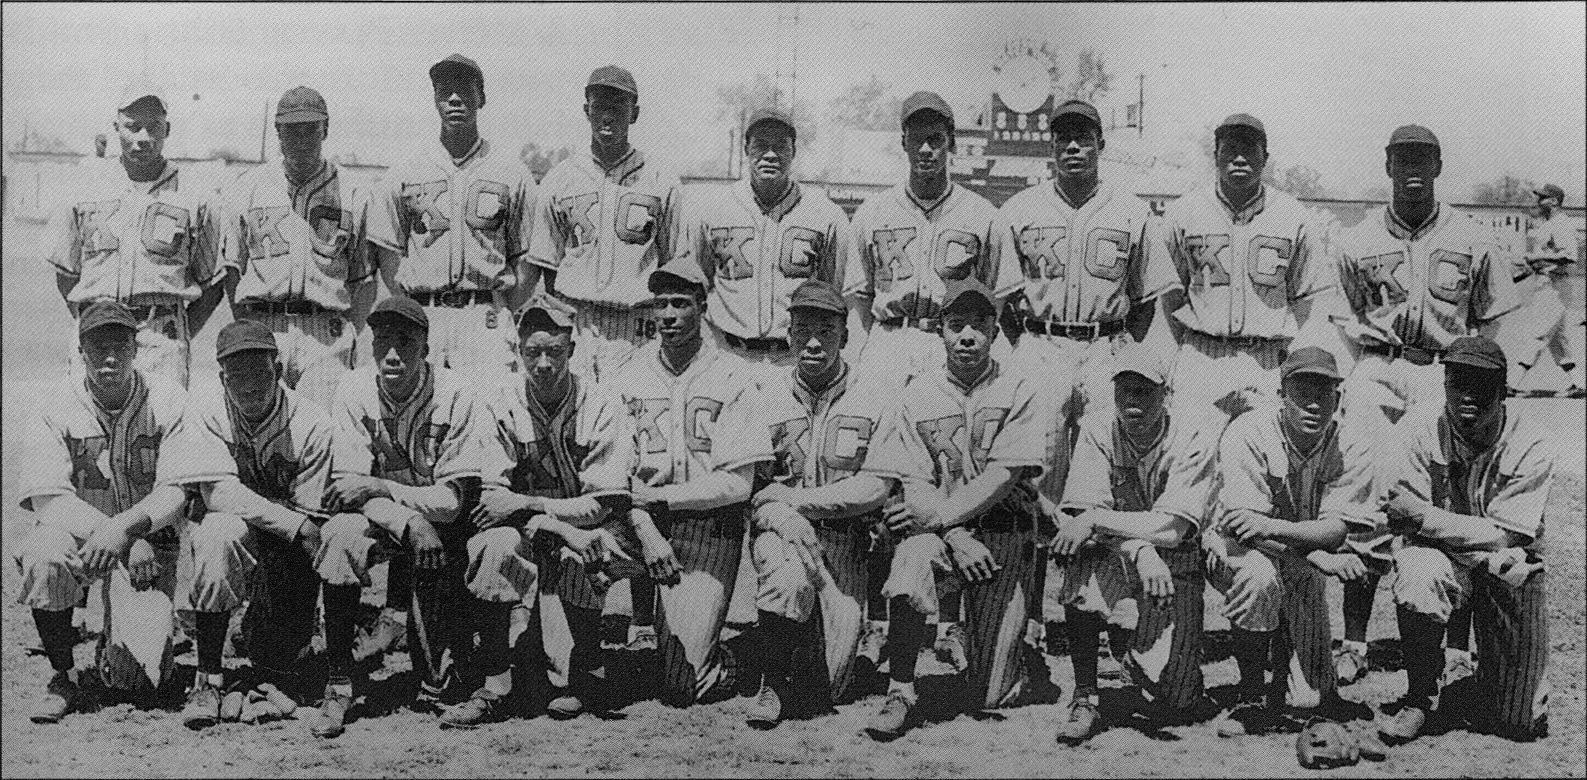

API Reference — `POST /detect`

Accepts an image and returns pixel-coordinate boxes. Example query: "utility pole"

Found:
[258,97,270,163]
[1137,73,1145,137]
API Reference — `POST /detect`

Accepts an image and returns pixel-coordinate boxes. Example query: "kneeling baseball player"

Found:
[1049,343,1216,743]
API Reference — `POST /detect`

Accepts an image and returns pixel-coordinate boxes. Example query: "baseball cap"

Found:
[788,279,847,317]
[1111,343,1169,385]
[648,257,709,294]
[429,54,484,89]
[940,277,997,317]
[1051,99,1102,131]
[1279,346,1342,382]
[745,107,796,142]
[1215,113,1267,144]
[900,91,954,127]
[1534,183,1565,203]
[1443,336,1507,372]
[1387,124,1440,150]
[215,320,278,360]
[275,86,328,125]
[587,65,638,98]
[116,80,168,115]
[367,296,429,332]
[516,296,576,334]
[78,300,139,338]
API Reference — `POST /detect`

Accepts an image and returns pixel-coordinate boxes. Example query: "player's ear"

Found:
[1384,152,1393,180]
[948,131,957,155]
[1095,131,1105,154]
[1432,154,1442,180]
[630,102,640,124]
[321,119,330,141]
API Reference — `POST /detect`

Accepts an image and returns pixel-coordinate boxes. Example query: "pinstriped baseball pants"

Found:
[1207,539,1335,708]
[313,513,538,602]
[750,515,870,702]
[654,507,749,706]
[569,302,653,384]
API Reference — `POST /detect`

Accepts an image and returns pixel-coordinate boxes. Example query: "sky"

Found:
[4,2,1583,201]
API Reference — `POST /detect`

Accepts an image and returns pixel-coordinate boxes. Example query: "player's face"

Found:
[1114,373,1168,425]
[746,125,796,186]
[1279,375,1342,435]
[80,326,137,393]
[114,105,168,167]
[433,77,484,131]
[941,309,997,373]
[1052,119,1101,178]
[1444,367,1505,429]
[276,121,326,166]
[371,324,427,386]
[220,351,282,418]
[1387,145,1440,203]
[1216,131,1266,192]
[520,330,574,390]
[789,309,846,379]
[585,87,638,150]
[902,115,953,178]
[651,292,703,347]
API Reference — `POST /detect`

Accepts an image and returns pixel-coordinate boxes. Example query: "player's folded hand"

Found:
[1135,545,1174,602]
[472,489,528,530]
[406,517,447,570]
[1307,551,1369,581]
[764,503,822,555]
[1223,510,1270,543]
[754,483,795,509]
[322,475,392,513]
[295,517,323,560]
[127,537,159,588]
[639,533,681,585]
[1202,530,1229,571]
[81,522,135,574]
[1384,491,1429,536]
[1051,512,1096,559]
[944,528,999,582]
[882,500,937,537]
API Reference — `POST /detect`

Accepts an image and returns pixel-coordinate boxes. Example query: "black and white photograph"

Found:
[2,2,1583,776]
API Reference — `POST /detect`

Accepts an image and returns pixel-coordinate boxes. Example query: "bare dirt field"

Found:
[3,212,1583,778]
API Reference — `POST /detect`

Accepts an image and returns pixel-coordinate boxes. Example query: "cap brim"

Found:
[1283,367,1342,382]
[1442,356,1506,372]
[367,311,427,331]
[1113,368,1166,384]
[429,62,481,82]
[274,110,327,124]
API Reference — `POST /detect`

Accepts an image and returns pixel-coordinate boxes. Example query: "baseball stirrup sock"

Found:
[1231,628,1272,699]
[196,611,229,676]
[887,597,928,683]
[322,584,361,677]
[1397,607,1445,708]
[32,608,76,672]
[1067,610,1103,694]
[473,600,513,678]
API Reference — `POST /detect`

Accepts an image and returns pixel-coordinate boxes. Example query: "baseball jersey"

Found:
[1391,410,1553,556]
[366,138,536,294]
[995,180,1179,323]
[676,179,850,340]
[219,161,373,311]
[846,183,1007,322]
[761,365,890,489]
[866,361,1045,517]
[43,161,223,304]
[328,364,489,488]
[1163,184,1334,338]
[19,370,187,517]
[608,343,772,488]
[1335,204,1518,352]
[161,380,335,516]
[527,149,682,308]
[1060,414,1216,535]
[1216,408,1377,533]
[483,375,634,499]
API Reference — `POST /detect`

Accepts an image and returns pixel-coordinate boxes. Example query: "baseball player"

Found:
[608,258,774,707]
[14,301,190,723]
[160,320,336,730]
[1378,336,1554,744]
[1328,124,1520,685]
[1049,343,1217,744]
[1504,183,1584,396]
[45,82,226,388]
[315,296,530,734]
[525,65,682,383]
[743,279,893,728]
[366,53,537,382]
[218,86,376,409]
[860,277,1046,741]
[1204,347,1379,737]
[1160,113,1341,430]
[474,300,642,720]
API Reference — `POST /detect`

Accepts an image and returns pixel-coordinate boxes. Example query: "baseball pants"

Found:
[750,507,870,704]
[1501,272,1586,388]
[1392,545,1549,738]
[1338,351,1445,429]
[526,512,649,698]
[1015,331,1130,503]
[421,300,519,382]
[68,303,190,388]
[568,301,654,383]
[1054,542,1206,711]
[883,523,1038,710]
[1206,538,1335,708]
[187,512,320,683]
[231,309,354,410]
[1172,331,1286,428]
[653,506,750,707]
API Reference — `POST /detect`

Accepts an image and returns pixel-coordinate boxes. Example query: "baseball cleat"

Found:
[932,623,969,674]
[29,671,79,724]
[310,684,353,739]
[1439,649,1476,689]
[352,609,408,663]
[745,684,784,730]
[1214,697,1280,737]
[256,682,298,718]
[439,688,507,729]
[182,680,223,730]
[1332,646,1369,686]
[1055,699,1106,745]
[863,691,916,742]
[547,694,585,720]
[857,620,888,665]
[219,688,246,723]
[626,624,659,653]
[1377,703,1428,745]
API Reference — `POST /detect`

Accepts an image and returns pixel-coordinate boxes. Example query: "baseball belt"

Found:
[879,316,940,332]
[238,300,335,316]
[719,333,789,353]
[408,289,496,308]
[1363,342,1445,366]
[1021,316,1126,341]
[651,502,750,539]
[78,298,181,323]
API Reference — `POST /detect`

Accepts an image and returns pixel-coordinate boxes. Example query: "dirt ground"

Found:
[2,213,1584,778]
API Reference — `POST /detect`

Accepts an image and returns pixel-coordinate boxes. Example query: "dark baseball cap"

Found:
[1112,343,1169,385]
[116,80,168,116]
[1215,113,1267,143]
[1280,346,1342,382]
[516,297,575,334]
[1052,99,1102,131]
[430,54,484,89]
[78,300,139,338]
[367,296,429,332]
[1534,183,1565,203]
[788,279,847,317]
[1387,124,1440,150]
[941,277,997,317]
[900,91,954,127]
[1444,336,1507,372]
[275,86,328,125]
[587,65,637,98]
[745,107,796,142]
[216,320,278,360]
[649,257,709,294]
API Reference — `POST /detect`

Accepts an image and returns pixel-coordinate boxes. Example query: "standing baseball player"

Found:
[1327,125,1519,685]
[860,277,1046,741]
[315,296,531,734]
[218,86,376,409]
[475,300,642,720]
[526,65,682,382]
[1505,183,1584,397]
[744,279,893,728]
[1204,347,1379,737]
[160,320,336,730]
[45,82,226,387]
[1377,336,1554,744]
[1160,113,1340,429]
[1049,343,1217,744]
[609,258,774,707]
[367,53,537,381]
[14,301,190,722]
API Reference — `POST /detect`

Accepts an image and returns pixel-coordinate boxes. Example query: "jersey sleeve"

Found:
[985,377,1046,475]
[214,187,249,279]
[989,207,1026,301]
[1288,215,1338,302]
[1484,430,1554,542]
[1214,416,1273,524]
[290,415,337,515]
[1133,216,1181,303]
[579,387,638,494]
[157,396,238,487]
[431,385,493,483]
[345,185,375,284]
[1470,241,1522,324]
[475,389,519,491]
[862,403,932,484]
[1152,421,1217,532]
[654,178,684,267]
[671,189,715,289]
[190,197,226,287]
[328,378,375,478]
[364,172,408,255]
[1319,427,1381,532]
[843,207,874,299]
[525,171,565,271]
[504,170,537,263]
[42,200,81,278]
[1058,422,1115,512]
[17,408,76,511]
[820,206,849,289]
[707,376,775,473]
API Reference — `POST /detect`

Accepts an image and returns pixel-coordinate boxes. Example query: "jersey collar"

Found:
[434,137,486,170]
[945,358,998,396]
[902,181,954,218]
[592,147,646,185]
[790,361,852,410]
[1053,178,1100,211]
[1216,183,1266,226]
[739,177,802,221]
[378,362,433,416]
[128,161,179,196]
[1385,202,1443,242]
[84,369,145,419]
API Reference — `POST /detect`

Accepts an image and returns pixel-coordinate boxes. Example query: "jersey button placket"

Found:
[758,217,774,336]
[1406,239,1426,347]
[1065,213,1083,323]
[1230,223,1247,334]
[596,181,613,290]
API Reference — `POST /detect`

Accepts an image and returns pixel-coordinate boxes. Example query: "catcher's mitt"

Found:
[1296,721,1361,769]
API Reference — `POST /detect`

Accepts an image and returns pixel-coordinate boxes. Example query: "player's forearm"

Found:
[656,465,755,513]
[31,493,110,535]
[1126,298,1156,343]
[539,496,606,528]
[361,496,420,538]
[123,484,188,535]
[1265,515,1347,552]
[505,256,537,312]
[1088,508,1190,547]
[1405,504,1527,552]
[933,464,1022,532]
[346,278,376,332]
[185,283,226,337]
[202,479,306,540]
[383,480,462,524]
[780,474,891,520]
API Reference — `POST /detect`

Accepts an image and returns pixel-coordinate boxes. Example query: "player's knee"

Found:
[467,527,535,602]
[190,512,249,555]
[1229,548,1280,594]
[891,532,946,567]
[315,513,376,585]
[1391,546,1456,612]
[17,526,79,573]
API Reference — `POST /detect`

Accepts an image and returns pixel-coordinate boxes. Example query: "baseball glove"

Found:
[1296,721,1361,769]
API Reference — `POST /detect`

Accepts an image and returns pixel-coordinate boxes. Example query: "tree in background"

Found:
[1065,49,1113,103]
[521,142,572,184]
[1471,174,1537,206]
[827,75,903,132]
[1276,164,1327,199]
